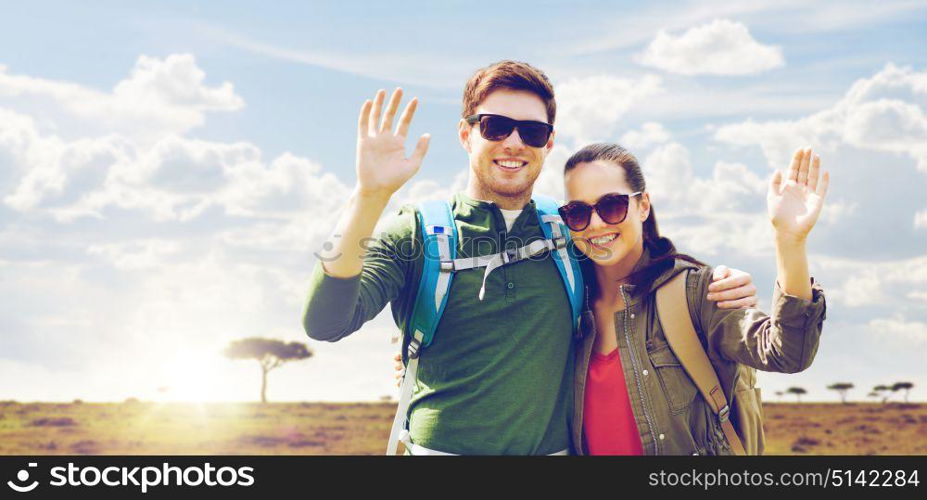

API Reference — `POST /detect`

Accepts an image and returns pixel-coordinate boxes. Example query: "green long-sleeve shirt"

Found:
[303,192,575,454]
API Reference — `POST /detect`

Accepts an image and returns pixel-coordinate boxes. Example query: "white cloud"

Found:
[869,315,927,345]
[0,54,243,142]
[829,268,887,307]
[563,0,924,56]
[554,74,663,143]
[714,63,927,171]
[635,19,785,76]
[619,122,671,150]
[916,210,927,228]
[87,240,183,271]
[1,116,351,224]
[816,254,927,307]
[644,144,773,257]
[643,142,767,214]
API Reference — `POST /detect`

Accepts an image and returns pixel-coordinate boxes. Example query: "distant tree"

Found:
[866,392,879,400]
[892,382,914,403]
[775,391,784,402]
[874,385,891,404]
[786,387,807,403]
[224,338,313,403]
[826,382,854,404]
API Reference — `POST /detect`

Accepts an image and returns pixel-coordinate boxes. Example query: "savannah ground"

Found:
[1,401,925,455]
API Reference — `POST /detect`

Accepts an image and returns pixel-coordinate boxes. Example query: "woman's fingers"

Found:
[380,88,403,132]
[787,148,802,183]
[769,169,783,196]
[395,97,418,138]
[369,89,386,136]
[807,154,821,191]
[817,170,830,198]
[797,148,811,186]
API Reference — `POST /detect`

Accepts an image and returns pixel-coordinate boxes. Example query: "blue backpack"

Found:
[386,195,584,454]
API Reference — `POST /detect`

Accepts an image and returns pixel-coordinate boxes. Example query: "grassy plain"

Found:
[1,401,924,455]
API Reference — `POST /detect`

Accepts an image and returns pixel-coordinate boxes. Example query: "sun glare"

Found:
[156,350,225,403]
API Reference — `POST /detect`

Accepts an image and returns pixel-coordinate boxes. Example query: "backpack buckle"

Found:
[718,404,731,423]
[552,236,566,250]
[407,337,422,359]
[502,247,517,264]
[439,260,454,272]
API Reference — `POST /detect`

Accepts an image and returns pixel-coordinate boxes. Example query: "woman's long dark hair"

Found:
[564,143,704,296]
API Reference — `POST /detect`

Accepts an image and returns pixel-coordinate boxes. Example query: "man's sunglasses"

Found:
[465,114,553,148]
[558,192,643,232]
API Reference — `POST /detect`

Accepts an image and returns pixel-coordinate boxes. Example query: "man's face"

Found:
[459,89,554,199]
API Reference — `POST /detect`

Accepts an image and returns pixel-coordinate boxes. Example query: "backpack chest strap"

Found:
[448,238,563,301]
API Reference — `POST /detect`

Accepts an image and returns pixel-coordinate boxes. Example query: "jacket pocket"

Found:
[647,344,698,415]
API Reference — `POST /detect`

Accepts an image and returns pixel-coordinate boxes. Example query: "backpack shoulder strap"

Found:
[533,195,584,334]
[387,199,457,455]
[655,270,746,456]
[406,199,458,356]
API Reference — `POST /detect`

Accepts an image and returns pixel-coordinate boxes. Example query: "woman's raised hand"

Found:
[767,148,830,242]
[356,88,431,198]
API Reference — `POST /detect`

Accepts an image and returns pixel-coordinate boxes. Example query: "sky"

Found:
[1,0,926,404]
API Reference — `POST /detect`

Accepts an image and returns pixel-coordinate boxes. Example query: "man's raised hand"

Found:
[356,88,431,198]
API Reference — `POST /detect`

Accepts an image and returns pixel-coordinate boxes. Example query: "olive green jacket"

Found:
[572,247,827,455]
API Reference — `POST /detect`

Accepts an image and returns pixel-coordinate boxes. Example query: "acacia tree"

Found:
[873,385,891,404]
[892,382,914,403]
[826,382,854,404]
[224,338,313,403]
[786,386,807,403]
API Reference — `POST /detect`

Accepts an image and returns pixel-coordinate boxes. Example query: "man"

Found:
[303,61,757,455]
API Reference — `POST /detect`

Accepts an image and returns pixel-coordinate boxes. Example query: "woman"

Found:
[560,143,828,455]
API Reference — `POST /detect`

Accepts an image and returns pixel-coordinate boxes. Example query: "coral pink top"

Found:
[583,348,644,455]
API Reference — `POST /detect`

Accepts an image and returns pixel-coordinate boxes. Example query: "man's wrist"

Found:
[774,232,808,249]
[355,186,394,206]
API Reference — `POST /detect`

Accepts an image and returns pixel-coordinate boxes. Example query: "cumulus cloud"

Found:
[816,254,927,307]
[1,113,350,224]
[0,54,243,142]
[635,19,785,76]
[640,142,773,256]
[869,315,927,345]
[554,74,663,143]
[714,63,927,171]
[643,142,767,214]
[0,56,374,403]
[917,210,927,228]
[619,122,671,150]
[86,240,183,271]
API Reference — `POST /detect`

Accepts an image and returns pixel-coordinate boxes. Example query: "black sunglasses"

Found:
[465,114,553,148]
[558,192,643,232]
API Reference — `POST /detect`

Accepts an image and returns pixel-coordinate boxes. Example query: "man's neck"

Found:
[465,181,532,211]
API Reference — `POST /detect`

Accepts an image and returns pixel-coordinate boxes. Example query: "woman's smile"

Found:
[588,232,620,249]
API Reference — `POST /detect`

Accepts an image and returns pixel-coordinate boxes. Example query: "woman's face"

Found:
[563,160,650,267]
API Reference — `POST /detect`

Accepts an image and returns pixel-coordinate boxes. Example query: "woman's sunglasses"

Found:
[558,192,643,232]
[465,114,553,148]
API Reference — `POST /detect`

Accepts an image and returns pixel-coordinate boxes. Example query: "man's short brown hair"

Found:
[462,60,556,124]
